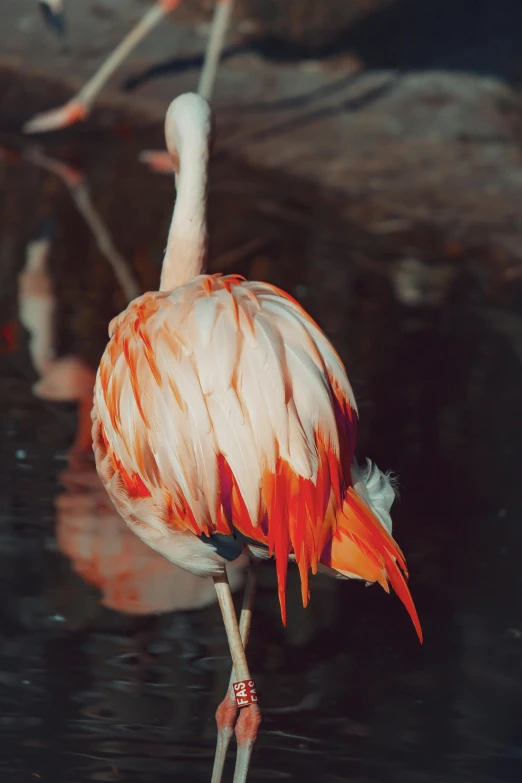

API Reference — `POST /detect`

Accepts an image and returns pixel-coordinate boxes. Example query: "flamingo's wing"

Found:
[93,275,358,621]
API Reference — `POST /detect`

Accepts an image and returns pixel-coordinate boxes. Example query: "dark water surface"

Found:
[1,76,522,783]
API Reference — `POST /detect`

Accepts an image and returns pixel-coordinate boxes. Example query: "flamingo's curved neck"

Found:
[160,111,210,292]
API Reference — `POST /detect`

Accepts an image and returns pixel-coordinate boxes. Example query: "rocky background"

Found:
[2,0,522,265]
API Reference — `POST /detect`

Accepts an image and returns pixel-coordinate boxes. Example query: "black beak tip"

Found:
[39,1,66,39]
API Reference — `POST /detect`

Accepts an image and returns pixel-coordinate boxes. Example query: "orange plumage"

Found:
[56,452,246,617]
[92,273,421,641]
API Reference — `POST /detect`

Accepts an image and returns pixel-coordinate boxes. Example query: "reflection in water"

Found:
[21,147,141,303]
[56,448,246,616]
[18,235,56,377]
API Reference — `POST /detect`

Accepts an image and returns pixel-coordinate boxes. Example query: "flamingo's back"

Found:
[92,274,421,640]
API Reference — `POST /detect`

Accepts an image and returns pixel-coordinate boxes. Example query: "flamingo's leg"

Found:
[213,564,261,783]
[140,0,234,173]
[24,1,179,134]
[198,0,235,101]
[211,561,259,783]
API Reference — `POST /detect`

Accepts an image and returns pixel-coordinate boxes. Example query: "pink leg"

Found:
[233,703,262,783]
[212,562,260,783]
[24,2,177,134]
[197,0,235,100]
[139,0,233,173]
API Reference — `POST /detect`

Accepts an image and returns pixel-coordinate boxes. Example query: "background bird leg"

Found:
[75,2,176,110]
[140,0,234,174]
[213,568,262,783]
[24,1,179,133]
[198,0,235,101]
[211,559,259,783]
[70,182,141,302]
[21,147,140,302]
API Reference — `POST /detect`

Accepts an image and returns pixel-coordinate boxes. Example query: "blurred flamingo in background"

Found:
[18,233,98,428]
[18,232,100,451]
[18,234,56,377]
[91,92,422,783]
[26,0,235,134]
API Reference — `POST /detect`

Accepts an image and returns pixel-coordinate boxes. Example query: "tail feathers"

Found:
[321,487,423,643]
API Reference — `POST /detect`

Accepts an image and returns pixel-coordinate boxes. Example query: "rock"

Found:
[2,0,522,264]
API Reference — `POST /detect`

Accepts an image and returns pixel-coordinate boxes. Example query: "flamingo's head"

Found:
[164,93,213,177]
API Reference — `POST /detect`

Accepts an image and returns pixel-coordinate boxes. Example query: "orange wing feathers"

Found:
[93,274,421,639]
[323,487,423,642]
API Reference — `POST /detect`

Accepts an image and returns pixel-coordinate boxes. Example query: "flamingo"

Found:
[18,234,56,377]
[25,0,234,134]
[91,92,423,783]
